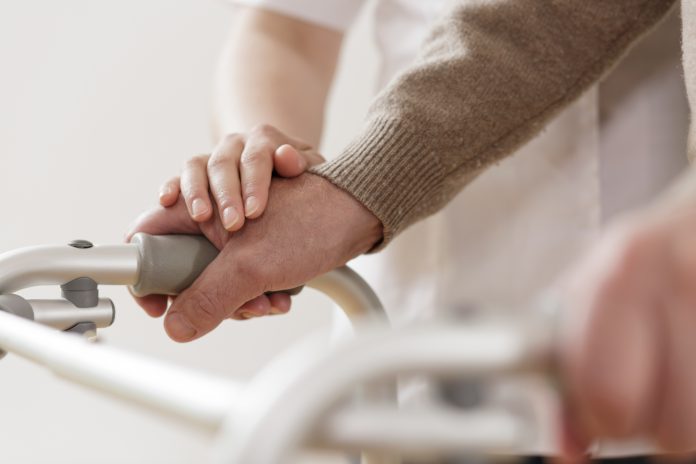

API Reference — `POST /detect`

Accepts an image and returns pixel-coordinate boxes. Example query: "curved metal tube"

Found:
[0,310,240,430]
[322,406,529,455]
[0,263,388,426]
[0,235,391,437]
[307,266,387,325]
[213,317,553,463]
[0,244,140,293]
[29,299,115,330]
[0,235,389,328]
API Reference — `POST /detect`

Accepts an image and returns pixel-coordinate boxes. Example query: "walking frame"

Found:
[0,234,656,463]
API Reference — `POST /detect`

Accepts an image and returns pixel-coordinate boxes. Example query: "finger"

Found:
[273,145,306,177]
[231,295,272,320]
[563,297,658,439]
[281,134,325,167]
[267,292,291,315]
[560,232,661,440]
[240,129,275,219]
[180,155,213,222]
[274,145,325,178]
[159,177,181,207]
[555,400,591,464]
[649,226,696,451]
[653,298,696,450]
[207,135,245,232]
[164,247,256,342]
[300,147,326,167]
[132,294,168,318]
[229,293,291,319]
[125,198,200,242]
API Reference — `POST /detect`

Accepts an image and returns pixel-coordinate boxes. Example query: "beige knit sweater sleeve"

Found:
[310,0,677,246]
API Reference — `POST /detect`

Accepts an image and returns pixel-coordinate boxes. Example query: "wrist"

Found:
[300,173,384,256]
[222,174,383,294]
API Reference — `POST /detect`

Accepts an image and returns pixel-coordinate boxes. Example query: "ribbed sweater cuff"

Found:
[310,117,447,251]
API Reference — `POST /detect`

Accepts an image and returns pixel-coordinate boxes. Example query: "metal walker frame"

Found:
[0,234,653,463]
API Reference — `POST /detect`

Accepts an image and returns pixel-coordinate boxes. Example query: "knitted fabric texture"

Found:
[310,0,679,248]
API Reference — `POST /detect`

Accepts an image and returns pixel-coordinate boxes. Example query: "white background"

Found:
[0,1,378,462]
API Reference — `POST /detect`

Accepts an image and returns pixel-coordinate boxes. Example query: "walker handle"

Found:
[129,233,303,298]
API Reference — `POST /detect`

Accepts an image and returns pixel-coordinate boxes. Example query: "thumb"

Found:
[274,144,325,178]
[163,248,258,342]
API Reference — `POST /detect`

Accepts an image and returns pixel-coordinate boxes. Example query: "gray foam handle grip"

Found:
[129,233,303,298]
[130,233,218,297]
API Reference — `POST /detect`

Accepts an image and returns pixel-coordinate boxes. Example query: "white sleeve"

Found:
[227,0,366,31]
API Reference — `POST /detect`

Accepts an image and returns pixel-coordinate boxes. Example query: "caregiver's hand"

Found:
[159,125,324,231]
[558,171,696,458]
[128,174,382,342]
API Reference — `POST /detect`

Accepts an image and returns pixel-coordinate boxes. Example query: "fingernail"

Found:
[239,311,256,320]
[166,313,197,340]
[191,198,208,218]
[270,307,284,315]
[159,185,172,199]
[245,196,259,217]
[222,207,240,230]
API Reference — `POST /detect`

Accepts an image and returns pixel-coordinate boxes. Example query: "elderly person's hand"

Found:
[559,170,696,458]
[149,124,324,318]
[127,174,382,342]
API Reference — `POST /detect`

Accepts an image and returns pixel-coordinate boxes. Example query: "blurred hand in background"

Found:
[560,168,696,457]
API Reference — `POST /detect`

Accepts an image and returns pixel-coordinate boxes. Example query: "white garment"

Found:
[230,0,689,452]
[228,0,365,31]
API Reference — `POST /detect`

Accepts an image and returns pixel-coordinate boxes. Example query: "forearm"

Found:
[213,8,342,146]
[312,0,676,246]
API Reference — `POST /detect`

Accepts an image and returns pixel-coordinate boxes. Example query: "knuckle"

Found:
[220,133,245,150]
[186,288,225,327]
[212,188,239,208]
[241,145,273,166]
[194,154,210,164]
[208,152,237,170]
[251,123,277,138]
[242,177,267,198]
[234,254,272,294]
[222,132,243,145]
[184,155,208,171]
[180,180,205,197]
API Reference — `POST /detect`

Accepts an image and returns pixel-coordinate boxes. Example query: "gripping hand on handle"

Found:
[151,125,324,319]
[127,174,382,343]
